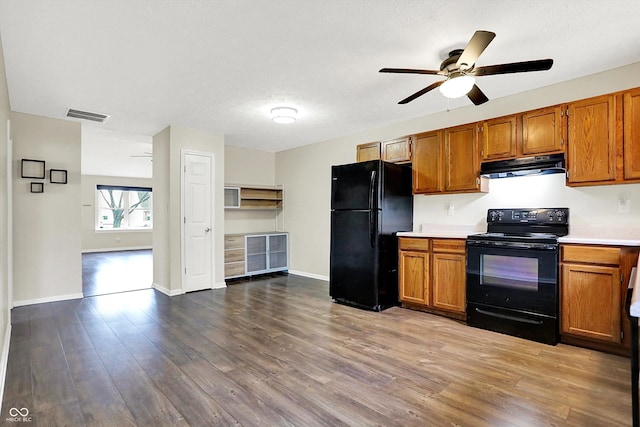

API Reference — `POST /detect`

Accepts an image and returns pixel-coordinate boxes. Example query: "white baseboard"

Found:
[212,281,226,289]
[152,282,183,297]
[0,322,11,414]
[288,270,329,282]
[13,293,84,307]
[82,246,152,254]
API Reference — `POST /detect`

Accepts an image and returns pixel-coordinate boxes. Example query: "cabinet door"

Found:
[412,131,443,194]
[268,234,288,270]
[246,235,267,273]
[357,142,381,162]
[382,137,412,163]
[521,105,564,155]
[624,88,640,180]
[444,124,479,192]
[561,263,621,343]
[399,250,429,305]
[432,253,466,313]
[482,115,517,160]
[567,95,617,184]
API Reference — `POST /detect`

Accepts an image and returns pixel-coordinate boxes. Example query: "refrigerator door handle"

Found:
[368,170,376,211]
[369,170,376,248]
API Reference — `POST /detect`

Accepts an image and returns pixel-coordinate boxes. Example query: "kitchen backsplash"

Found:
[413,173,640,233]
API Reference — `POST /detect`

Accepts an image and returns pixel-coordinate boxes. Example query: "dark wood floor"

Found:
[1,274,633,426]
[82,250,152,297]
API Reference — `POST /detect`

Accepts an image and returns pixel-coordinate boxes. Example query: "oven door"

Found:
[466,240,559,316]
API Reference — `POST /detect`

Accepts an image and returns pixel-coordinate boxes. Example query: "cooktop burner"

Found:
[468,231,560,244]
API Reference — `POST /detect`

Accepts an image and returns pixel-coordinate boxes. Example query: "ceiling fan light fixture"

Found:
[271,107,297,124]
[438,74,476,99]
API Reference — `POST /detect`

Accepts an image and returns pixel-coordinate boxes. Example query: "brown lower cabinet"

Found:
[398,237,466,320]
[560,243,640,355]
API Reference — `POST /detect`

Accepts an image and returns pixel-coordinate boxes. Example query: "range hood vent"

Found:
[66,108,110,123]
[480,153,565,179]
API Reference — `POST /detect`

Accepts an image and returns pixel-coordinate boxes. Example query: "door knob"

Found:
[205,227,211,232]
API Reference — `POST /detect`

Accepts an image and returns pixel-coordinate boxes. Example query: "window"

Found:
[96,185,152,230]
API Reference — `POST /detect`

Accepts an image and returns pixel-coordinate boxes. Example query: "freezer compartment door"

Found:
[330,210,379,308]
[331,160,380,211]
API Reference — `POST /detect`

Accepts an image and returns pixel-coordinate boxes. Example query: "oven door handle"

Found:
[474,307,544,325]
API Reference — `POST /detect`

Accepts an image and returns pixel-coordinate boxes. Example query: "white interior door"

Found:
[183,152,213,292]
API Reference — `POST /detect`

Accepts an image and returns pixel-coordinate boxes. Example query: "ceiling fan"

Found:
[380,30,553,106]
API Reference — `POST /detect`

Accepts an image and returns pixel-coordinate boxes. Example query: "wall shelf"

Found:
[224,184,283,210]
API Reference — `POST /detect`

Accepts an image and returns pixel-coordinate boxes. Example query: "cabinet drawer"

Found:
[561,245,620,266]
[224,234,245,249]
[432,239,466,253]
[225,262,245,277]
[399,237,429,251]
[224,248,245,263]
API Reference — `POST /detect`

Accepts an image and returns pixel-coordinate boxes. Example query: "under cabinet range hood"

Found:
[480,153,566,178]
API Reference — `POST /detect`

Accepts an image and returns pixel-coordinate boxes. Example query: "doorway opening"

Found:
[82,249,152,297]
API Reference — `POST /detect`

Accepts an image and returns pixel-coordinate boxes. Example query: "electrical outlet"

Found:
[618,196,631,214]
[447,203,455,216]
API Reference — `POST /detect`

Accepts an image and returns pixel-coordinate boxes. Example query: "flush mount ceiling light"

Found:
[438,72,476,99]
[271,107,297,124]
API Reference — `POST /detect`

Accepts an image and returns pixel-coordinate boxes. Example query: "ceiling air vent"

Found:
[66,108,110,123]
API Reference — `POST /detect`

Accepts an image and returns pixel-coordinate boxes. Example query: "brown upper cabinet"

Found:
[481,115,517,160]
[382,136,412,164]
[624,88,640,180]
[412,131,443,193]
[566,94,617,185]
[521,105,565,156]
[356,141,381,162]
[444,123,484,193]
[413,124,486,194]
[481,107,564,161]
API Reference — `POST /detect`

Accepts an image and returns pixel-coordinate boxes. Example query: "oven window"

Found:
[480,254,538,291]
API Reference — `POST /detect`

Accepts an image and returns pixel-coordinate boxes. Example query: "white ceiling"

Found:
[2,0,640,176]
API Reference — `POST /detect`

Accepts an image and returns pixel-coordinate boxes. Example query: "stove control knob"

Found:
[497,211,504,221]
[489,211,497,221]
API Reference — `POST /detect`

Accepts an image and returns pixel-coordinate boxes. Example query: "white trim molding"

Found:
[288,270,329,282]
[152,282,184,297]
[13,293,84,308]
[0,323,11,414]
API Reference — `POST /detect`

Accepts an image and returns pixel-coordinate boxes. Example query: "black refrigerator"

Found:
[330,160,413,311]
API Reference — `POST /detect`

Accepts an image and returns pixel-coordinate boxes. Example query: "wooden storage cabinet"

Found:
[398,237,466,319]
[560,243,640,354]
[224,185,283,210]
[224,232,288,279]
[382,136,412,163]
[624,88,640,180]
[521,105,565,155]
[566,94,617,185]
[412,131,443,193]
[224,234,246,278]
[413,126,486,195]
[481,115,517,160]
[356,141,381,162]
[431,239,466,313]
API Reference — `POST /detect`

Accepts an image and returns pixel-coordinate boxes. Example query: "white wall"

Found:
[276,62,640,279]
[81,175,153,252]
[0,30,12,397]
[224,145,281,234]
[152,126,225,295]
[11,112,82,305]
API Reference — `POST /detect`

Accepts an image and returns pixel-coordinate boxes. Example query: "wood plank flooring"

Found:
[1,273,633,426]
[82,250,152,297]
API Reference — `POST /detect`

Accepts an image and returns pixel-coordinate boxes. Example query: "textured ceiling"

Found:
[2,0,640,175]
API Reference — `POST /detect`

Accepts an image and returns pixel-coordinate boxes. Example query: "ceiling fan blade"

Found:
[467,85,489,105]
[471,59,554,76]
[379,68,441,75]
[456,30,496,70]
[398,81,444,104]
